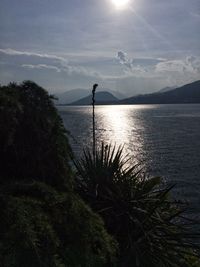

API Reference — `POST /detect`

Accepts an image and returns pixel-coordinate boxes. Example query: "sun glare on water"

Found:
[111,0,130,9]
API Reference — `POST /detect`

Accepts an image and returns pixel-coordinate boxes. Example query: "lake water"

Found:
[58,104,200,216]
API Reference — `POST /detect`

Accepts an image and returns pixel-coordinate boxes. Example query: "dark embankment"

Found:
[0,81,116,267]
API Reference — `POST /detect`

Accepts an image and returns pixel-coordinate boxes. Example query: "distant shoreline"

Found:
[56,102,200,107]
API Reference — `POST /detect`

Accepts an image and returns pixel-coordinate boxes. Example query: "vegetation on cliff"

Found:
[0,81,116,267]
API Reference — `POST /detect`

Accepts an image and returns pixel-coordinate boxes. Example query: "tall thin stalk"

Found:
[92,83,98,160]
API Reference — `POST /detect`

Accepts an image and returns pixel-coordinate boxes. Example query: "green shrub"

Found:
[0,182,117,267]
[0,81,72,189]
[74,143,200,267]
[0,82,117,267]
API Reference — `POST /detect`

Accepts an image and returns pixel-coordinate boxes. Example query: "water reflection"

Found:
[59,104,155,164]
[96,106,134,146]
[58,104,200,215]
[95,105,147,162]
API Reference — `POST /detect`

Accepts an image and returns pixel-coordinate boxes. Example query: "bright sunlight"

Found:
[111,0,130,9]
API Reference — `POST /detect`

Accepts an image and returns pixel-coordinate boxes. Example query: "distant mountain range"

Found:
[70,91,118,105]
[119,80,200,104]
[55,88,89,104]
[54,80,200,106]
[55,88,124,104]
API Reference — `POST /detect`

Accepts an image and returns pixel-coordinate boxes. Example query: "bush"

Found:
[0,182,117,267]
[74,143,200,267]
[0,81,72,189]
[0,81,117,267]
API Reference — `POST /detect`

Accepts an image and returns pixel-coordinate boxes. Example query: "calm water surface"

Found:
[58,104,200,215]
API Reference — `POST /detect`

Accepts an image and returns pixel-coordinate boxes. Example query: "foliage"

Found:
[0,81,72,189]
[0,182,117,267]
[74,143,200,267]
[0,82,117,267]
[182,251,200,267]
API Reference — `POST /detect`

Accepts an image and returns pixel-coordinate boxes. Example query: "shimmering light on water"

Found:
[96,105,140,152]
[58,104,200,216]
[94,105,154,163]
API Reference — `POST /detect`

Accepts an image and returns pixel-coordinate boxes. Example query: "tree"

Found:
[0,81,117,267]
[0,81,72,189]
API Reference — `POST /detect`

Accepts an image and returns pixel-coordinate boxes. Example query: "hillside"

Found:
[54,88,89,104]
[120,80,200,104]
[158,86,176,93]
[70,91,118,105]
[55,88,124,104]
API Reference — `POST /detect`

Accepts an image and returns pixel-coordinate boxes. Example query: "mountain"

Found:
[70,91,118,105]
[120,80,200,104]
[158,86,176,93]
[54,88,124,105]
[101,88,125,100]
[54,89,89,104]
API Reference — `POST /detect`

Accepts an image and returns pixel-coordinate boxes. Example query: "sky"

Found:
[0,0,200,96]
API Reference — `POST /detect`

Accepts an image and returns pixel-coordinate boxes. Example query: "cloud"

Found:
[190,12,200,20]
[0,48,66,62]
[116,51,149,77]
[117,51,133,70]
[155,56,200,74]
[62,65,101,77]
[1,47,200,94]
[22,64,61,72]
[21,63,102,79]
[155,56,200,85]
[0,48,103,78]
[116,53,200,86]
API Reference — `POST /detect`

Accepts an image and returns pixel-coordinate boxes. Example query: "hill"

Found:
[55,88,124,105]
[70,91,118,105]
[120,80,200,104]
[158,86,176,93]
[54,88,89,104]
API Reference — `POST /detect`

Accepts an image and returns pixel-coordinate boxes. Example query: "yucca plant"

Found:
[74,142,200,267]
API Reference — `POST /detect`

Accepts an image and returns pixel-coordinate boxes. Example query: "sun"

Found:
[111,0,130,9]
